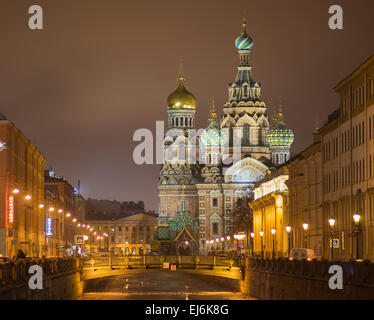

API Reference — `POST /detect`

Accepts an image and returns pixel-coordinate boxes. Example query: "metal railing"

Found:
[0,258,78,288]
[80,255,245,270]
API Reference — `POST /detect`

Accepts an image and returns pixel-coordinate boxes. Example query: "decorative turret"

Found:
[167,60,197,129]
[201,97,226,148]
[268,99,294,165]
[226,18,263,105]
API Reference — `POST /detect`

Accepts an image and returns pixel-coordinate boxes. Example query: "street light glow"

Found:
[353,214,361,224]
[39,204,44,208]
[259,230,264,237]
[302,223,309,231]
[286,225,291,233]
[25,195,31,200]
[329,218,336,227]
[13,188,20,194]
[250,232,254,238]
[271,228,276,235]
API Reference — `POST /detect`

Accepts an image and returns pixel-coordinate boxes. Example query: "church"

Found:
[156,19,294,255]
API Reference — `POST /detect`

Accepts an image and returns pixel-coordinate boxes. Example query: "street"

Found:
[81,271,254,300]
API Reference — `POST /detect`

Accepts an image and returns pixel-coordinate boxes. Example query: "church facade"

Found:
[156,19,294,255]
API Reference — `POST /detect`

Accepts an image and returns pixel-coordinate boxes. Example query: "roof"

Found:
[334,55,374,91]
[174,225,196,242]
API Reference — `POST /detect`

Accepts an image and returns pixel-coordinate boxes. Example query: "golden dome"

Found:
[167,76,196,110]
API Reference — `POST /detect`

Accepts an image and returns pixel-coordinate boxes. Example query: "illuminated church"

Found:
[156,19,294,255]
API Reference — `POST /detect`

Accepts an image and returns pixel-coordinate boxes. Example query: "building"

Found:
[286,130,323,258]
[251,166,289,259]
[43,169,80,257]
[85,199,157,255]
[319,55,374,260]
[0,113,46,258]
[157,19,294,255]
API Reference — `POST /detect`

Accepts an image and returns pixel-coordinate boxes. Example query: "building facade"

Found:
[319,56,374,261]
[85,199,157,255]
[43,170,79,257]
[286,131,323,258]
[251,166,289,259]
[157,19,294,255]
[0,113,46,258]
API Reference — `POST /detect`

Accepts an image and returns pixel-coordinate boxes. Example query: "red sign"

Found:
[8,195,14,224]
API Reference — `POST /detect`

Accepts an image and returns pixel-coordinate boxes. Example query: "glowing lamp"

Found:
[353,214,361,224]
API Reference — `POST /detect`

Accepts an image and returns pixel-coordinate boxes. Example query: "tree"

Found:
[232,196,253,255]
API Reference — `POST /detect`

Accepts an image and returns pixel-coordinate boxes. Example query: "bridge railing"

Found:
[0,258,78,288]
[248,258,374,286]
[80,255,245,269]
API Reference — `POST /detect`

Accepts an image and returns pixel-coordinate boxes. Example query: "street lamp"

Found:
[250,232,254,258]
[286,226,291,257]
[271,228,276,259]
[329,218,335,261]
[302,223,309,248]
[25,195,31,200]
[259,230,264,259]
[353,214,361,260]
[12,188,20,194]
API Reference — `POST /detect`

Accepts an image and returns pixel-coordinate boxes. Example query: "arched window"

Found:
[132,247,137,255]
[176,118,179,126]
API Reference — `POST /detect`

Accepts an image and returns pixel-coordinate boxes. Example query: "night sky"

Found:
[1,0,373,211]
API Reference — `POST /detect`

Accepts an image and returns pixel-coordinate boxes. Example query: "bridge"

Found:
[1,256,374,299]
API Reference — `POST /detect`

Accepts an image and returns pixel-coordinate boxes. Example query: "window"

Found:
[212,222,218,234]
[212,198,218,207]
[370,117,372,139]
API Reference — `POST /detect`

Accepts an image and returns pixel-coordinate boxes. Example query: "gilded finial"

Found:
[241,17,247,33]
[178,56,184,82]
[277,97,284,122]
[181,184,186,195]
[209,96,217,123]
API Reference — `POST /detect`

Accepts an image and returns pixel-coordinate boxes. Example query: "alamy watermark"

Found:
[132,121,243,166]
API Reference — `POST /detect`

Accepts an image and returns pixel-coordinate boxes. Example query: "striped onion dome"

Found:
[235,18,253,50]
[200,121,226,147]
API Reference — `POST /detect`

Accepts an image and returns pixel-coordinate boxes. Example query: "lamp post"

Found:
[286,226,291,257]
[328,218,335,261]
[353,214,361,260]
[250,232,254,258]
[302,223,309,248]
[271,228,276,259]
[259,230,264,259]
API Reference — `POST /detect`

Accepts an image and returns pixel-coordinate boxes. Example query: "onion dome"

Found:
[235,18,253,50]
[267,122,294,147]
[167,75,197,110]
[200,97,226,147]
[267,102,294,147]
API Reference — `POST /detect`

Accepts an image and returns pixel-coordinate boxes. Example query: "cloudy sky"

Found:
[1,0,373,211]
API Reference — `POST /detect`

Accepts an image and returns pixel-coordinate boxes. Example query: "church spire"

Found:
[208,96,217,124]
